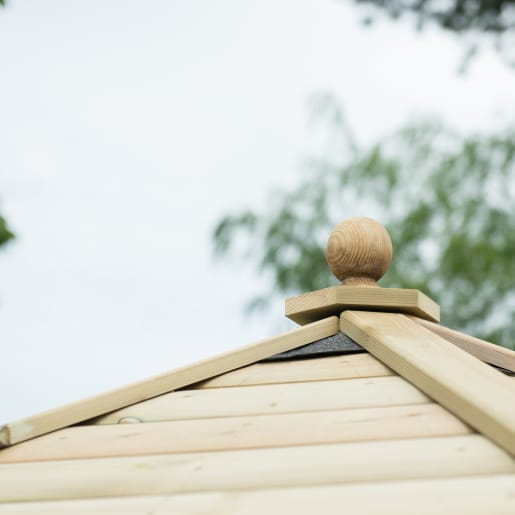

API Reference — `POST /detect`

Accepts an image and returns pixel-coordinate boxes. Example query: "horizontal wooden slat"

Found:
[0,317,339,448]
[0,404,471,463]
[410,316,515,373]
[341,311,515,457]
[1,475,514,514]
[189,353,394,389]
[91,376,429,425]
[0,435,513,503]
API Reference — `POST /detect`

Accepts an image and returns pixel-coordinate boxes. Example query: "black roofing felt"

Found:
[263,331,364,362]
[263,331,514,375]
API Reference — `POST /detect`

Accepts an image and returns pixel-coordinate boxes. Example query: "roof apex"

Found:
[286,217,440,324]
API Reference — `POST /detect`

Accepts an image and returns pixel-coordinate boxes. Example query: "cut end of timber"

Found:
[0,425,10,448]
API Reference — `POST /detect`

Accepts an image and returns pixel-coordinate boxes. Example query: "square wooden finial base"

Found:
[285,286,440,326]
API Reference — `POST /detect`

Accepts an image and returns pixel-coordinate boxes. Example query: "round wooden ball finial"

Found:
[326,217,393,287]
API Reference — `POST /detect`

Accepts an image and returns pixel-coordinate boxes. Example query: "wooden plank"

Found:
[0,404,471,463]
[1,475,514,514]
[410,316,515,373]
[0,317,339,448]
[286,286,440,325]
[340,311,515,456]
[90,376,429,425]
[189,353,394,389]
[0,435,513,502]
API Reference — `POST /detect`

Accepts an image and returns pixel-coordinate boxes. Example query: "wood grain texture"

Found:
[188,353,394,389]
[410,316,515,373]
[0,404,471,463]
[90,376,429,425]
[0,435,513,502]
[340,311,515,456]
[1,475,514,514]
[286,286,440,325]
[0,317,338,448]
[326,217,392,286]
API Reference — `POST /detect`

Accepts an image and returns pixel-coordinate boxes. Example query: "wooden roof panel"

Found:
[1,435,513,503]
[187,353,394,389]
[0,403,471,464]
[89,376,430,425]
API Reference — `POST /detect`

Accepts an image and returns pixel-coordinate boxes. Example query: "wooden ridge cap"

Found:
[0,316,339,449]
[340,310,515,457]
[409,316,515,374]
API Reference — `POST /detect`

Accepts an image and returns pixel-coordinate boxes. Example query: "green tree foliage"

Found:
[0,0,13,250]
[0,215,15,248]
[354,0,515,66]
[356,0,515,35]
[213,101,515,349]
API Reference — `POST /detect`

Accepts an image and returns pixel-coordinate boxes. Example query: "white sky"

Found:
[1,0,515,424]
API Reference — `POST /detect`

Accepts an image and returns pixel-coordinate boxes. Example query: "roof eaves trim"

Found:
[340,310,515,457]
[0,317,339,449]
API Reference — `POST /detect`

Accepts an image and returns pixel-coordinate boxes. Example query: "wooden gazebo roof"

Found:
[0,217,514,514]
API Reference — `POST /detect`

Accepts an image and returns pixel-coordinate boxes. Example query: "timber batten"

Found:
[341,311,515,456]
[0,316,338,448]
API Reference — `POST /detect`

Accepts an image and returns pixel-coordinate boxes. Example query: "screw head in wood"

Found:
[326,217,392,287]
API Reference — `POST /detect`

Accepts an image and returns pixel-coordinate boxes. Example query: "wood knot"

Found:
[326,217,392,287]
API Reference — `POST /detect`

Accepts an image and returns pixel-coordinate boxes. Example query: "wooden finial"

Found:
[326,217,392,287]
[286,216,439,325]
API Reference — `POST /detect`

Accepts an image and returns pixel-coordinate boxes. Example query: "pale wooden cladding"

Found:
[0,403,470,463]
[188,352,394,388]
[0,348,514,513]
[0,436,514,503]
[0,476,514,515]
[91,376,430,424]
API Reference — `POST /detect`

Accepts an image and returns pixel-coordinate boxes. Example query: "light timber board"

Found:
[340,311,515,456]
[0,475,514,514]
[410,316,515,373]
[0,435,513,502]
[189,353,393,389]
[286,286,440,325]
[91,376,429,425]
[0,317,338,448]
[0,404,470,463]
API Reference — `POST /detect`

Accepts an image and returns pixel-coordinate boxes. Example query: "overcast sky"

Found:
[1,0,515,424]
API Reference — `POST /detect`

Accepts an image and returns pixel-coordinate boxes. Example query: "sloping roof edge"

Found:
[0,316,339,448]
[410,316,515,374]
[341,310,515,457]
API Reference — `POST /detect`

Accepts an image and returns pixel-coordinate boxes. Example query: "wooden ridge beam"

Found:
[0,316,339,448]
[410,316,515,374]
[340,311,515,456]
